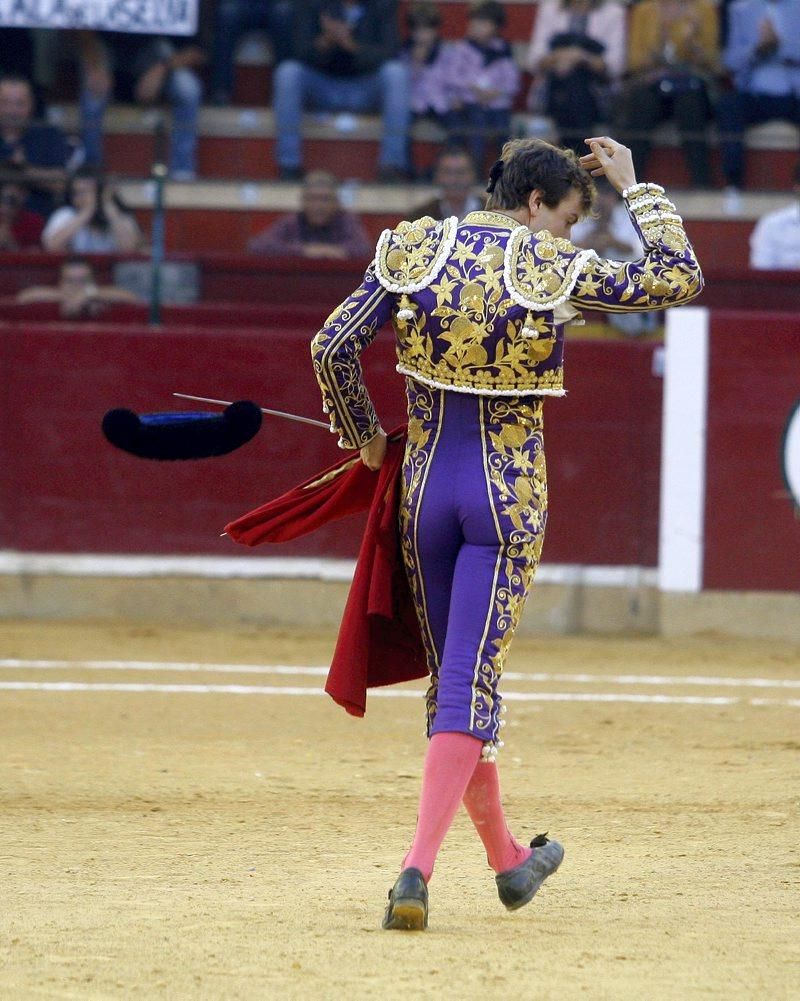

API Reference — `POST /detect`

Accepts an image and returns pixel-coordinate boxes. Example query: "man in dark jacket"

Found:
[248,169,371,258]
[0,74,78,216]
[272,0,410,181]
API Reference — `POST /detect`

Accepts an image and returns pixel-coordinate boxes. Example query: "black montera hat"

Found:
[102,400,262,460]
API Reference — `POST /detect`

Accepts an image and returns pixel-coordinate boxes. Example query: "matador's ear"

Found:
[101,400,262,460]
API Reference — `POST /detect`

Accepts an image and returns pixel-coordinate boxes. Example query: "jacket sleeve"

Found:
[568,183,703,312]
[310,263,395,450]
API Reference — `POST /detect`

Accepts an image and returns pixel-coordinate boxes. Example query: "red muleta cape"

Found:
[223,427,427,716]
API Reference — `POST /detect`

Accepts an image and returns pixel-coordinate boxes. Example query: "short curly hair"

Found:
[485,138,595,216]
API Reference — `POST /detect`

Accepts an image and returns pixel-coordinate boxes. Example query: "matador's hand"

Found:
[579,136,637,195]
[360,428,387,471]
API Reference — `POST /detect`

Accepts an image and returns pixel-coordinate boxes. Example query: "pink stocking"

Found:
[462,760,531,874]
[402,732,483,882]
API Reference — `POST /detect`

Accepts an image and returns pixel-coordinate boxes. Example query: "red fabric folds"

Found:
[223,427,427,716]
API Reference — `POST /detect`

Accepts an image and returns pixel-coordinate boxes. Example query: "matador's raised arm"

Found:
[569,182,703,311]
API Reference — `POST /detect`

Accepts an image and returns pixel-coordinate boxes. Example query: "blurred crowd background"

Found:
[0,0,798,318]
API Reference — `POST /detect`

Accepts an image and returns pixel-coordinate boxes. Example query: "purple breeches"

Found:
[399,378,548,756]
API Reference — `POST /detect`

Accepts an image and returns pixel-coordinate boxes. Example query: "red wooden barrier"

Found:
[2,252,797,309]
[0,320,662,566]
[703,311,800,590]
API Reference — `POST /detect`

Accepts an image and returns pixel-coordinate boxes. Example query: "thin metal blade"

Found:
[172,393,330,430]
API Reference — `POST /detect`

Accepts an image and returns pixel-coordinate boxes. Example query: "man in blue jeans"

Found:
[273,0,411,181]
[77,31,204,180]
[210,0,295,106]
[717,0,800,192]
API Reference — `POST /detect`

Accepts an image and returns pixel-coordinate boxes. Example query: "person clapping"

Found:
[42,167,143,254]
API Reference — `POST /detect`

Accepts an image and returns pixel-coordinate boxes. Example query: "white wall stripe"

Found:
[1,680,798,708]
[659,306,710,592]
[1,659,798,689]
[0,551,657,589]
[0,659,330,677]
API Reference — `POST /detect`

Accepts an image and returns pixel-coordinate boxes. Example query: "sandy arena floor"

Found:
[1,619,798,1000]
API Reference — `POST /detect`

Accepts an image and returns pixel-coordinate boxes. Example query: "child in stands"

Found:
[403,3,453,128]
[443,1,520,170]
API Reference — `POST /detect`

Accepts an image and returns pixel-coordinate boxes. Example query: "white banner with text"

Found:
[0,0,198,35]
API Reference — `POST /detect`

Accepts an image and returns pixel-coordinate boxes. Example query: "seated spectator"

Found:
[403,2,453,128]
[409,146,485,220]
[570,180,643,259]
[527,1,626,156]
[0,166,44,250]
[273,1,411,182]
[76,30,204,180]
[444,1,520,170]
[621,0,718,189]
[42,167,143,253]
[717,0,800,196]
[210,0,295,105]
[17,258,139,318]
[749,160,800,268]
[0,74,78,217]
[248,170,371,258]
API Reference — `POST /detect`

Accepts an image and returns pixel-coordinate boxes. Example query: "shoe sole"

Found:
[502,850,564,912]
[382,897,427,931]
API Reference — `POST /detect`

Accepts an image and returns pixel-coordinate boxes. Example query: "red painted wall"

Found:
[0,321,662,566]
[703,311,800,590]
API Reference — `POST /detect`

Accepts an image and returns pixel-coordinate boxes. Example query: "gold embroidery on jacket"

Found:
[468,397,548,737]
[394,225,565,395]
[398,382,445,733]
[508,228,596,308]
[374,216,458,290]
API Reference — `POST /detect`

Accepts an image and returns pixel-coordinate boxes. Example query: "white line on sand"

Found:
[1,660,799,689]
[1,680,799,708]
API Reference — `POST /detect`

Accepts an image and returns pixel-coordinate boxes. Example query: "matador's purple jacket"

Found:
[311,182,702,755]
[311,182,703,450]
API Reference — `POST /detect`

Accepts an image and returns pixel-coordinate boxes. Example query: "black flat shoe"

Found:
[495,833,564,911]
[381,867,428,930]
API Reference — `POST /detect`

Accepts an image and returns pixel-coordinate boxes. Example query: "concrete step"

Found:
[49,103,800,189]
[115,177,791,224]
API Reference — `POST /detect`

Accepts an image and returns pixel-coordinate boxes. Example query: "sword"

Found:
[172,393,330,431]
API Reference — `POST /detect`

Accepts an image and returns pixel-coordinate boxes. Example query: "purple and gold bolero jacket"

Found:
[311,182,703,450]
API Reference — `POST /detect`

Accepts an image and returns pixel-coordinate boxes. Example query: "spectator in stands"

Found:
[42,166,143,254]
[570,180,643,259]
[621,0,718,189]
[409,145,485,219]
[717,0,800,199]
[403,2,453,128]
[0,74,78,217]
[444,1,520,170]
[749,160,800,268]
[272,1,411,182]
[210,1,295,105]
[248,169,371,258]
[76,31,204,180]
[16,258,139,318]
[0,167,44,250]
[527,0,626,156]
